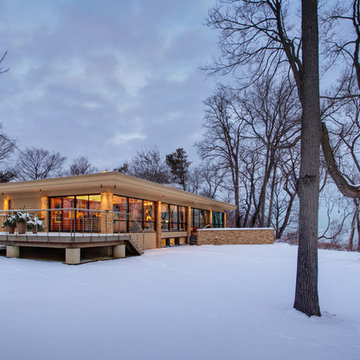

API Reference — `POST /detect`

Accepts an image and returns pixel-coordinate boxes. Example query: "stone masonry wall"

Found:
[196,228,274,245]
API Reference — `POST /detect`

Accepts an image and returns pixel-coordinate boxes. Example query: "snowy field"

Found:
[0,244,359,360]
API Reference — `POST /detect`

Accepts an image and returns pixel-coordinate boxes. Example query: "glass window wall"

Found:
[49,195,101,232]
[191,208,210,230]
[113,196,128,232]
[212,211,224,228]
[113,195,155,232]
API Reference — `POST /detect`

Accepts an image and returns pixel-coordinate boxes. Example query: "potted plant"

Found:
[2,215,17,234]
[27,217,44,234]
[14,211,31,234]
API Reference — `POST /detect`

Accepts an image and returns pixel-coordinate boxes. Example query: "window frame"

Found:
[113,195,155,233]
[48,194,101,232]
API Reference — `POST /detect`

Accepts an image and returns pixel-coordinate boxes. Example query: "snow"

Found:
[0,244,359,360]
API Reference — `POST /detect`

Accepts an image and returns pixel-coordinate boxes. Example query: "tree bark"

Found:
[267,162,277,228]
[348,200,359,250]
[356,208,360,251]
[321,123,360,198]
[294,0,321,317]
[277,192,296,240]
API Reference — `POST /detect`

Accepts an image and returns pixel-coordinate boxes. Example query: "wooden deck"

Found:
[0,232,143,263]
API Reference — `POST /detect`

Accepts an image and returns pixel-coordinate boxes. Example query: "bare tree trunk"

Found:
[348,203,358,250]
[294,0,321,317]
[321,123,360,199]
[259,147,271,226]
[267,162,277,228]
[234,171,241,227]
[357,210,360,251]
[252,148,274,227]
[277,193,296,239]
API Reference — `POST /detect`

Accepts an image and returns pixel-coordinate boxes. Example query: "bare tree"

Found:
[0,55,13,182]
[69,156,98,176]
[318,195,351,246]
[0,124,17,183]
[291,0,322,317]
[197,86,244,226]
[206,0,322,316]
[187,164,226,199]
[198,75,300,233]
[116,147,170,184]
[237,75,301,227]
[0,51,8,74]
[0,124,15,163]
[272,145,300,239]
[16,147,66,180]
[0,169,17,183]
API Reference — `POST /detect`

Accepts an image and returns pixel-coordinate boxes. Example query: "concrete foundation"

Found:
[113,244,125,258]
[6,245,20,258]
[65,248,81,265]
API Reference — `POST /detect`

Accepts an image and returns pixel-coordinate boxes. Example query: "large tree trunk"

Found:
[294,0,321,317]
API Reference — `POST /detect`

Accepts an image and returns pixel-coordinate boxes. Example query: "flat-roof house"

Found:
[0,171,238,263]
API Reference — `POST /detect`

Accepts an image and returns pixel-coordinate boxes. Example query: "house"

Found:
[0,172,273,264]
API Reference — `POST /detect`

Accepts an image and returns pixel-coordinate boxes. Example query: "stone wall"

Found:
[196,228,274,245]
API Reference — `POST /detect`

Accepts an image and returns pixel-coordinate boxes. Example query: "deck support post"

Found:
[113,244,125,258]
[65,248,81,265]
[6,245,20,258]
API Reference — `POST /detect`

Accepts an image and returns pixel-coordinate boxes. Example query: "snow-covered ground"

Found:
[0,244,359,360]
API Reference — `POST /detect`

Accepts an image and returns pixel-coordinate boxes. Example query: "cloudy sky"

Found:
[0,0,219,170]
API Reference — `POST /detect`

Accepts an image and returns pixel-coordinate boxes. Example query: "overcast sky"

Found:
[0,0,219,171]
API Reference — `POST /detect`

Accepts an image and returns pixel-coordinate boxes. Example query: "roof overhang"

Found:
[0,172,237,212]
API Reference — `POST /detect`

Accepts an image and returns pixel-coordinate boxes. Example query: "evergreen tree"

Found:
[165,148,191,191]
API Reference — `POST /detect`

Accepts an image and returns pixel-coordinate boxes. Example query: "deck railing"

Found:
[0,208,146,249]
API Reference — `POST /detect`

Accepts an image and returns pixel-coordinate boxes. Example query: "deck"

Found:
[0,232,143,264]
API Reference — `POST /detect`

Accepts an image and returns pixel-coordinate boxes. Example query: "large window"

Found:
[178,206,186,230]
[49,195,101,232]
[161,203,169,231]
[162,204,187,232]
[113,195,154,232]
[113,196,128,232]
[144,201,155,231]
[169,205,178,231]
[129,198,143,232]
[191,208,210,230]
[212,211,224,228]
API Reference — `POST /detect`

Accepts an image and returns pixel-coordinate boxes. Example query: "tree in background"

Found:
[197,76,300,232]
[115,147,170,184]
[0,170,17,183]
[0,124,15,163]
[0,123,16,183]
[115,162,130,174]
[69,156,98,176]
[197,86,244,226]
[15,147,66,180]
[165,148,191,191]
[188,164,226,199]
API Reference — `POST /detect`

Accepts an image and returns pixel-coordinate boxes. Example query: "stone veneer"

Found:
[196,228,274,245]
